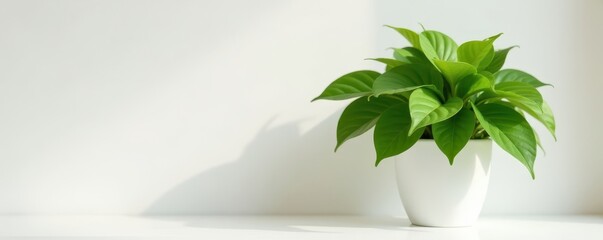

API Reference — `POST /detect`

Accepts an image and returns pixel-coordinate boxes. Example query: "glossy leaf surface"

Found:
[455,74,491,99]
[392,47,431,64]
[335,96,406,151]
[494,69,551,88]
[433,60,477,88]
[472,102,537,178]
[419,30,458,63]
[457,40,494,69]
[433,108,475,164]
[373,64,444,96]
[485,46,516,73]
[374,103,424,166]
[408,88,463,135]
[313,71,379,101]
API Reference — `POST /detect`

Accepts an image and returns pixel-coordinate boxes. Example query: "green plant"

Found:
[312,25,555,179]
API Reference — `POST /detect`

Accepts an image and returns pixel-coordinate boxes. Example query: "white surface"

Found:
[0,0,602,215]
[0,215,601,239]
[396,140,492,227]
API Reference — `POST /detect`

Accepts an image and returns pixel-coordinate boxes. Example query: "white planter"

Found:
[395,139,492,227]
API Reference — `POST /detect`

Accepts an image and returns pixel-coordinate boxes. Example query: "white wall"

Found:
[0,0,601,215]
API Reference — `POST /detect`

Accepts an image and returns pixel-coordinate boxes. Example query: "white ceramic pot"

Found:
[395,139,492,227]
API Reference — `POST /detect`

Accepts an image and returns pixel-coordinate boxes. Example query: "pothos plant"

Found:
[312,26,555,179]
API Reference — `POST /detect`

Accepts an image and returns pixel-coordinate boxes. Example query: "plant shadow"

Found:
[143,110,404,229]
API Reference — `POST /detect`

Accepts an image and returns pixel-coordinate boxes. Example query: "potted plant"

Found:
[312,25,555,227]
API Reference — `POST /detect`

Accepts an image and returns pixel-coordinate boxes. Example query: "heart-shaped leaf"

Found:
[472,102,537,179]
[455,74,492,99]
[386,25,421,49]
[458,40,494,69]
[494,69,551,88]
[433,60,477,87]
[374,103,424,166]
[419,30,458,64]
[373,64,444,97]
[485,46,516,73]
[433,108,475,164]
[408,88,464,135]
[313,71,379,101]
[336,96,406,151]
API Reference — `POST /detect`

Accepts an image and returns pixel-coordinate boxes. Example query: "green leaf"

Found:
[392,47,430,64]
[408,88,464,135]
[485,82,556,139]
[455,74,492,99]
[367,58,405,71]
[494,82,544,126]
[457,40,494,69]
[335,96,405,151]
[386,25,421,49]
[496,82,543,104]
[313,71,379,101]
[419,30,458,64]
[484,33,503,42]
[374,103,424,166]
[485,46,516,73]
[433,60,477,88]
[373,64,444,97]
[494,69,551,88]
[494,76,555,139]
[494,83,544,129]
[432,108,475,164]
[472,102,537,179]
[475,88,500,103]
[479,49,495,71]
[539,101,557,140]
[479,71,495,81]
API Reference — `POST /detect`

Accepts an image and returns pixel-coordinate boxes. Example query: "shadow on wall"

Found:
[144,111,401,215]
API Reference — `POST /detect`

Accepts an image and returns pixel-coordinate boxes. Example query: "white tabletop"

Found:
[0,215,601,239]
